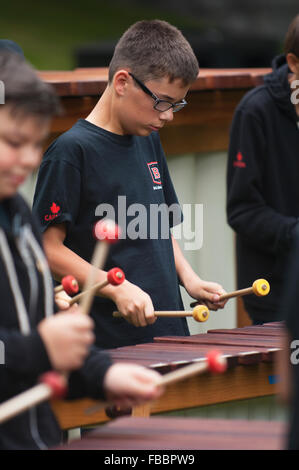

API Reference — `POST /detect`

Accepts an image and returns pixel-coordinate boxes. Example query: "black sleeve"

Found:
[281,222,299,336]
[226,107,298,255]
[66,346,113,400]
[32,141,82,234]
[0,329,112,401]
[0,328,51,380]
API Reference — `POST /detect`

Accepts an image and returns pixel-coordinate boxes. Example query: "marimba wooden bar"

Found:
[51,322,283,429]
[56,416,286,450]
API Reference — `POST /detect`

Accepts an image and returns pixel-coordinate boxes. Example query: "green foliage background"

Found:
[0,1,202,70]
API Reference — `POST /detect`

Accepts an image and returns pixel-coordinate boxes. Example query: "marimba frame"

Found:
[51,323,283,429]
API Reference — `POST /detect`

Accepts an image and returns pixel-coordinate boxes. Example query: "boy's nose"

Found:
[21,146,41,169]
[159,108,174,122]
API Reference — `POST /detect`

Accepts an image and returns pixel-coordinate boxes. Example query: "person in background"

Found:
[226,14,299,325]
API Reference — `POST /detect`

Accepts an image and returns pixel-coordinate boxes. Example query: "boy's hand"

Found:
[55,290,74,310]
[109,280,156,327]
[186,277,227,311]
[38,308,95,371]
[103,363,163,408]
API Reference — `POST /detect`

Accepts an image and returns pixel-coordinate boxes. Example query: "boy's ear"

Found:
[113,70,130,96]
[286,53,299,74]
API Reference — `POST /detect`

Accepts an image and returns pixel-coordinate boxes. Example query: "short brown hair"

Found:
[0,51,61,117]
[108,20,199,85]
[284,14,299,57]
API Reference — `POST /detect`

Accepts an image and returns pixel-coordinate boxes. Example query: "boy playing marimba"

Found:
[33,20,226,349]
[0,48,162,450]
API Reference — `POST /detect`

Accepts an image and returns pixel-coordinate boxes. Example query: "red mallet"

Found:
[157,350,227,387]
[91,219,121,273]
[39,371,68,399]
[69,267,125,306]
[107,267,125,286]
[0,372,67,425]
[54,275,79,296]
[93,219,120,244]
[80,220,121,316]
[84,350,227,416]
[206,350,227,374]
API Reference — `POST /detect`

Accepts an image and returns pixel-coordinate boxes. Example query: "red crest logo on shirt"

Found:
[147,162,162,185]
[44,202,61,221]
[50,202,60,214]
[233,151,246,168]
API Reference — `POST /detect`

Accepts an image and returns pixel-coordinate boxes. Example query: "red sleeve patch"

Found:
[233,151,246,168]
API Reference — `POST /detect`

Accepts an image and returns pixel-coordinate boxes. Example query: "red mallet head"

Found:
[93,219,121,244]
[61,275,79,296]
[107,267,125,286]
[39,372,68,399]
[206,350,227,374]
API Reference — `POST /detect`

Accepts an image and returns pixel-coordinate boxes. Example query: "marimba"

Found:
[57,416,286,450]
[51,322,284,429]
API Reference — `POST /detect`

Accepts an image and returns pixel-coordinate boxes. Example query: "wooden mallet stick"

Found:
[80,220,120,316]
[0,372,67,425]
[190,278,270,308]
[113,304,210,323]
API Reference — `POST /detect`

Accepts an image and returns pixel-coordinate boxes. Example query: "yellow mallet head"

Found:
[252,279,270,296]
[192,304,210,322]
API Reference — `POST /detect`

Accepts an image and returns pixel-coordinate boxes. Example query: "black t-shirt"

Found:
[0,200,11,232]
[226,57,299,323]
[33,119,189,348]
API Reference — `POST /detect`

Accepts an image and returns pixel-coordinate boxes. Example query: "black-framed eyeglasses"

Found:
[129,72,187,113]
